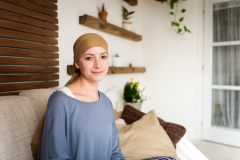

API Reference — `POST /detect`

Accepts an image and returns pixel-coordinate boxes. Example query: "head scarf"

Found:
[65,33,108,86]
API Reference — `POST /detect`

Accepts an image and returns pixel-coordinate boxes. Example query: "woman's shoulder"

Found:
[99,91,111,102]
[47,91,74,108]
[49,90,68,100]
[99,91,113,108]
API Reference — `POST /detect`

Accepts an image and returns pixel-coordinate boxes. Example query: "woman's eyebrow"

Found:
[83,52,107,56]
[83,53,94,56]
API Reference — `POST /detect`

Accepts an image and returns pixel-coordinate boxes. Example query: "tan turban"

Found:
[65,33,108,86]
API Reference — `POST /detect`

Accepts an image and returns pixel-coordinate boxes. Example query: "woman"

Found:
[37,33,125,160]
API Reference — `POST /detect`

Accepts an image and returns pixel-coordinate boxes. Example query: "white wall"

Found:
[58,0,143,110]
[58,0,204,142]
[141,0,204,141]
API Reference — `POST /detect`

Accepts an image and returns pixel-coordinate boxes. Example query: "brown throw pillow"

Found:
[121,105,186,147]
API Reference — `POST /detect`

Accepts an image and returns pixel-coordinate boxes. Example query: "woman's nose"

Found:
[93,58,102,68]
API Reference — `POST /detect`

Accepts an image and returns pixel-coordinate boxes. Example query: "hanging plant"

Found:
[156,0,191,34]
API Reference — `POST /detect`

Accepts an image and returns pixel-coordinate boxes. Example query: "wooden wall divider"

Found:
[0,0,59,96]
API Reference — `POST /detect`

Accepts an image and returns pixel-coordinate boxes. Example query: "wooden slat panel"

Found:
[0,81,59,92]
[0,48,59,59]
[0,20,58,37]
[48,0,58,3]
[0,57,59,66]
[0,1,58,23]
[30,0,58,10]
[0,38,59,52]
[0,91,20,96]
[0,10,58,30]
[79,15,142,41]
[0,0,59,95]
[0,74,59,82]
[0,28,58,45]
[0,66,59,73]
[5,0,57,17]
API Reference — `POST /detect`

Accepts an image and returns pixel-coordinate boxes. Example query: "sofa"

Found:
[0,88,56,159]
[0,88,208,160]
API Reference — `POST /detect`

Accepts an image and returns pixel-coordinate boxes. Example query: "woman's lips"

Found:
[92,71,103,74]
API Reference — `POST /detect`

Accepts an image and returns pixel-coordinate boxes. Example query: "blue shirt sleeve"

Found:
[110,110,126,160]
[38,93,70,160]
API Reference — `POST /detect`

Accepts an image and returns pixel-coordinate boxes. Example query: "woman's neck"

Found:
[66,77,99,102]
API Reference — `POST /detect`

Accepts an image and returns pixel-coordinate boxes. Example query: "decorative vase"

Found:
[125,102,142,110]
[112,56,122,67]
[98,12,108,21]
[122,20,131,30]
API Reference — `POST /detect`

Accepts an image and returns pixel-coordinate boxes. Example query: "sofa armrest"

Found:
[176,135,209,160]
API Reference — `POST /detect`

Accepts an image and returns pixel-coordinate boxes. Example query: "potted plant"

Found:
[98,3,108,21]
[123,78,147,110]
[156,0,191,34]
[112,54,122,67]
[122,6,135,30]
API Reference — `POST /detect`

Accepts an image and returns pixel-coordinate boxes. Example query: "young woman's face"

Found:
[75,46,109,83]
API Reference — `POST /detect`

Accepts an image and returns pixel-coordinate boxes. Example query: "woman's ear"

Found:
[74,62,80,69]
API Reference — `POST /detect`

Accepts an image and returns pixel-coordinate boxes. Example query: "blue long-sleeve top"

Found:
[37,91,125,160]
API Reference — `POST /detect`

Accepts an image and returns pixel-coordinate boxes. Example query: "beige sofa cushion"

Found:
[0,96,38,160]
[19,88,57,122]
[117,110,180,160]
[114,109,122,120]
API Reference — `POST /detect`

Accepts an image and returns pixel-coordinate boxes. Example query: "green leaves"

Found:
[123,80,147,103]
[170,0,178,9]
[122,6,135,20]
[179,17,184,22]
[184,26,191,33]
[98,3,107,12]
[165,0,191,35]
[177,28,182,33]
[172,21,180,27]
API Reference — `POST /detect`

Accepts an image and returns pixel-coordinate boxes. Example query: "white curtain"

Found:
[212,0,240,129]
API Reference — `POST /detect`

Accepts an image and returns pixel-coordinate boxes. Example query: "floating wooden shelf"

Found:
[108,66,145,74]
[79,14,142,41]
[67,65,145,75]
[123,0,138,6]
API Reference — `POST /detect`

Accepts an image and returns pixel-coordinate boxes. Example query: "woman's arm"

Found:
[110,113,126,160]
[38,93,70,160]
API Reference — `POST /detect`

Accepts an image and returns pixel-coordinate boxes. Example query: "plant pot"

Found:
[125,102,142,111]
[112,56,122,67]
[122,20,131,30]
[98,12,108,21]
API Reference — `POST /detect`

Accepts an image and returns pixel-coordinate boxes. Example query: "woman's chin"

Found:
[90,75,105,82]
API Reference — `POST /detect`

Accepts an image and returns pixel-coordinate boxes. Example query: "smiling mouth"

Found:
[92,71,103,74]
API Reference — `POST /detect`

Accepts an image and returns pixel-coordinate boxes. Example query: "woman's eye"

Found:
[102,55,108,59]
[85,57,93,60]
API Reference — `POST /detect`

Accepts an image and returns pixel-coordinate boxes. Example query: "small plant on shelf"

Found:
[98,3,107,12]
[122,6,135,20]
[97,3,108,21]
[122,6,135,30]
[112,53,122,67]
